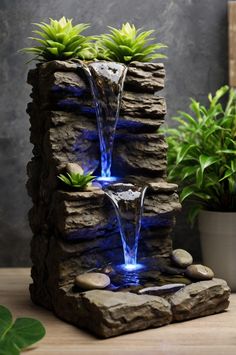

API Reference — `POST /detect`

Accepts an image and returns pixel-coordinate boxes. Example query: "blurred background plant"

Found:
[162,85,236,224]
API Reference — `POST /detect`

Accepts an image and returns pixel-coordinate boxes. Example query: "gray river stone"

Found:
[75,272,110,290]
[66,162,84,175]
[185,264,214,280]
[169,278,230,321]
[76,290,172,338]
[172,249,193,268]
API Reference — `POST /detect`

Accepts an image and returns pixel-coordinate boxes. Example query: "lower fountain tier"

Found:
[30,227,230,339]
[30,262,230,338]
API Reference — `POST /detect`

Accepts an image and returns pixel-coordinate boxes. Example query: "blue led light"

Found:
[119,263,145,272]
[95,176,121,187]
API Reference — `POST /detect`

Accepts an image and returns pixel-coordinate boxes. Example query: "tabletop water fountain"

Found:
[27,58,230,338]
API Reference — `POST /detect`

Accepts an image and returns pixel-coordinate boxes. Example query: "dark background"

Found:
[0,0,228,266]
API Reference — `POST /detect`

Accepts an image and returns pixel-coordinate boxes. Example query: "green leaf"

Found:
[47,47,58,55]
[20,17,94,62]
[58,172,96,190]
[98,22,167,63]
[199,155,218,173]
[165,85,236,214]
[7,318,46,350]
[0,306,13,340]
[180,186,195,202]
[0,305,45,354]
[196,167,203,188]
[217,149,236,155]
[176,144,195,164]
[219,169,235,182]
[0,339,20,355]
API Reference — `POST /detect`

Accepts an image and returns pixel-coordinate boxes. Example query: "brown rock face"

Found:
[170,278,230,321]
[76,290,172,338]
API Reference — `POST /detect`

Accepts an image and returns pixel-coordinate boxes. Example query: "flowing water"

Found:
[79,61,147,270]
[82,61,127,178]
[104,183,147,269]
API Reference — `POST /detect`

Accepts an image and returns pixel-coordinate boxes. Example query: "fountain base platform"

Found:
[30,256,230,338]
[31,276,229,338]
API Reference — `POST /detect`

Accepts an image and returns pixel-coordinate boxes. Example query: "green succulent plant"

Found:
[162,85,236,224]
[58,171,96,189]
[21,17,96,61]
[97,22,167,63]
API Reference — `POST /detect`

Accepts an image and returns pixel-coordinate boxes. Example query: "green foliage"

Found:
[58,172,96,189]
[0,305,45,354]
[162,85,236,224]
[21,17,96,61]
[97,22,167,63]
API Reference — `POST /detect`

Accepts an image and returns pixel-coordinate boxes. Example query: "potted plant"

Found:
[163,85,236,290]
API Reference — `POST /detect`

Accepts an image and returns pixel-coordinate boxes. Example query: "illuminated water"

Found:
[104,183,147,268]
[83,61,127,177]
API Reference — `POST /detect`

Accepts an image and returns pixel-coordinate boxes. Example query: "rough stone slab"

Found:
[121,93,166,118]
[169,278,230,321]
[148,182,178,194]
[125,62,165,93]
[53,189,108,239]
[76,290,172,338]
[45,92,166,120]
[32,227,173,287]
[117,116,164,133]
[144,193,181,215]
[52,188,179,239]
[28,60,165,95]
[113,133,167,177]
[44,118,167,181]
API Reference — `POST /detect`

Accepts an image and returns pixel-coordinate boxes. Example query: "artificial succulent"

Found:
[21,17,96,61]
[97,22,167,63]
[58,171,96,190]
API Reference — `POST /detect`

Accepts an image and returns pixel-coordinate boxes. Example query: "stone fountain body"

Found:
[27,60,230,338]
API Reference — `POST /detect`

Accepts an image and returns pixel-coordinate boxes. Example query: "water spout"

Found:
[83,61,127,178]
[104,183,147,268]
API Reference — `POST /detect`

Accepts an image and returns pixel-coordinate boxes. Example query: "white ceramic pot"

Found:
[199,210,236,291]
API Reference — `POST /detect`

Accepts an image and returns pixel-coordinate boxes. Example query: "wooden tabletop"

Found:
[0,268,235,355]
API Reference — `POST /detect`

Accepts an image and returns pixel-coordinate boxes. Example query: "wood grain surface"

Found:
[0,268,235,355]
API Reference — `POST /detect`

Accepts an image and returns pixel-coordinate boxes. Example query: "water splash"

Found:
[105,183,147,268]
[82,61,127,178]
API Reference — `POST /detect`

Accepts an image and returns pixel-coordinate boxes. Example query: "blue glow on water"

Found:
[95,176,121,187]
[96,176,120,182]
[83,61,127,177]
[104,184,148,269]
[119,263,144,272]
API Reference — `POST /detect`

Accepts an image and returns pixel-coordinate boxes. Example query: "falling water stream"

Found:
[80,61,147,270]
[104,183,147,270]
[82,61,127,178]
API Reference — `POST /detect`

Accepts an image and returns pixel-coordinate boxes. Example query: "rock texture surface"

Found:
[75,290,172,338]
[170,278,230,321]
